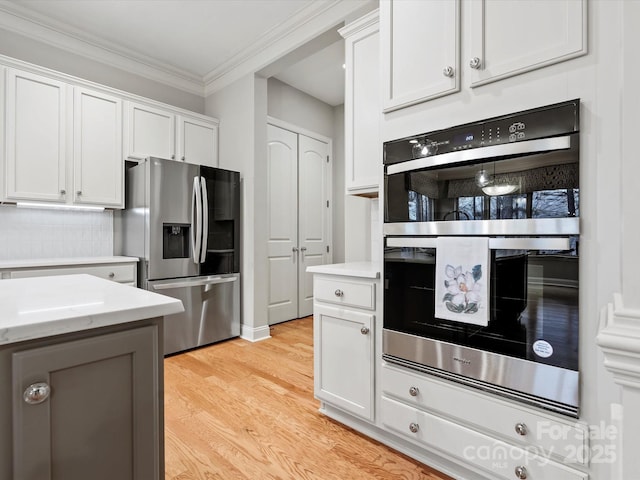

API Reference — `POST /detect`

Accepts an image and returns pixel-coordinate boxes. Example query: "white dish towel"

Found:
[435,236,490,327]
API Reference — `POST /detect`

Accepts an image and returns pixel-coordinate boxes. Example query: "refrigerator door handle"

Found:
[200,176,209,264]
[150,276,238,290]
[191,176,202,264]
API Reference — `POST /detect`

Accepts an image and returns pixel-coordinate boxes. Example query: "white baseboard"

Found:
[240,324,271,342]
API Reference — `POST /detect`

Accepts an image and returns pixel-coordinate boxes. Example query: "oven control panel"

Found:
[384,99,580,165]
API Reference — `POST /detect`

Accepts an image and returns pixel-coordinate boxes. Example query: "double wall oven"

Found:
[383,100,581,417]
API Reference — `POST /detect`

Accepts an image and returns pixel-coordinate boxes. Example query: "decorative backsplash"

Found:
[0,205,113,261]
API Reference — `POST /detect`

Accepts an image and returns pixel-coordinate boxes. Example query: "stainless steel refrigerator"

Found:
[115,157,240,355]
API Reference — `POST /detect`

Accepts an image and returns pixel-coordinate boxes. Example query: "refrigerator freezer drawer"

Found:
[148,274,240,355]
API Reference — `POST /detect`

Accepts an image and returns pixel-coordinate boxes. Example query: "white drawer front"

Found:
[314,277,375,310]
[10,263,136,283]
[381,396,587,480]
[381,364,588,465]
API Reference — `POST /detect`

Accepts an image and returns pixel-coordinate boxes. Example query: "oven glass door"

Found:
[383,240,579,371]
[384,143,579,224]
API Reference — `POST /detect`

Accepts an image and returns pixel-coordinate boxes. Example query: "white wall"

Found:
[0,205,112,260]
[332,105,346,263]
[0,28,204,112]
[205,73,270,340]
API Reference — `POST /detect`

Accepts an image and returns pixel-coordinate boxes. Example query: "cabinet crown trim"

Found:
[339,9,379,38]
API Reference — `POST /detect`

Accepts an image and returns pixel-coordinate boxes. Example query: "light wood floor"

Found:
[164,316,453,480]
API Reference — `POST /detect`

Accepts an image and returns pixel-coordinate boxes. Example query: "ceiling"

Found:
[0,0,373,105]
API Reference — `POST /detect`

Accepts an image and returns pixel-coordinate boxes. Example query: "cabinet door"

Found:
[177,115,218,167]
[466,0,587,88]
[314,304,374,421]
[342,11,381,195]
[12,326,162,480]
[73,87,123,207]
[380,0,460,112]
[5,68,68,202]
[125,102,175,160]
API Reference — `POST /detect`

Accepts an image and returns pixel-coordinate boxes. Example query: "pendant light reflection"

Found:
[474,163,518,196]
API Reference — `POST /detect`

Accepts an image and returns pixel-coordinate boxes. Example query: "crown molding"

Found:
[204,0,375,96]
[0,1,205,96]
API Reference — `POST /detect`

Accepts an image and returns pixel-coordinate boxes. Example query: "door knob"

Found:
[409,422,419,433]
[469,57,482,69]
[409,386,419,397]
[514,422,528,436]
[300,247,307,251]
[23,382,51,405]
[292,247,299,252]
[360,326,370,335]
[514,466,528,479]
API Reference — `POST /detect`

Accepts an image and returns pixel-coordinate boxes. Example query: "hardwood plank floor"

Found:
[164,317,453,480]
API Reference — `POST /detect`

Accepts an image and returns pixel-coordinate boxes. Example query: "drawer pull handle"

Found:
[409,386,419,397]
[360,326,370,335]
[23,382,51,405]
[334,289,344,297]
[514,466,528,479]
[514,422,528,436]
[409,422,419,433]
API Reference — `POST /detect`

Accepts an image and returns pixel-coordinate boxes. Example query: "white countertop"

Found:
[0,256,139,270]
[0,274,183,345]
[306,262,381,279]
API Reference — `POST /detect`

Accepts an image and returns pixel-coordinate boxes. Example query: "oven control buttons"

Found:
[514,422,528,436]
[409,386,419,397]
[409,422,420,433]
[514,466,528,479]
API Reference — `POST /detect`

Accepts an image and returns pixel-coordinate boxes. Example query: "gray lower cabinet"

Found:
[0,319,163,480]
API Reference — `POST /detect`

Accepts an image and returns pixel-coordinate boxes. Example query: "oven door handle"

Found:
[386,237,571,250]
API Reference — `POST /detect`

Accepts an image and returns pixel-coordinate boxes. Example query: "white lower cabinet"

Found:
[314,304,374,421]
[0,258,138,286]
[381,396,587,480]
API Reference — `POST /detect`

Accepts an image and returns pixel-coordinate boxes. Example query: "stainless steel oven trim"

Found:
[386,236,571,250]
[383,217,579,236]
[386,135,573,175]
[382,329,579,417]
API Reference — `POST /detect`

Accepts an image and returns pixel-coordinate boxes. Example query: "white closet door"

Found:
[267,125,299,324]
[298,134,329,318]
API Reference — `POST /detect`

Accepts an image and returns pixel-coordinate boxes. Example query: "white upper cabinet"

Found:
[177,115,219,167]
[5,68,68,203]
[340,10,381,196]
[124,102,219,167]
[380,0,460,113]
[73,88,123,207]
[124,102,175,161]
[4,68,124,208]
[465,0,588,88]
[380,0,587,112]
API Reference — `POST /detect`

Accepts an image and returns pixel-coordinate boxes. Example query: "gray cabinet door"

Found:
[12,325,162,480]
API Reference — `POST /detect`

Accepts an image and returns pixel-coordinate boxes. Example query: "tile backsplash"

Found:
[0,205,113,261]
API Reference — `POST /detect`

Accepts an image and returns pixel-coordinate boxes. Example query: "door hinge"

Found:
[326,155,330,163]
[326,245,330,253]
[326,200,329,208]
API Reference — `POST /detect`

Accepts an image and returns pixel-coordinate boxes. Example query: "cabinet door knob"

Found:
[409,422,419,433]
[108,272,115,278]
[442,66,455,77]
[60,189,66,195]
[171,154,175,160]
[360,326,370,335]
[515,422,528,436]
[409,386,419,397]
[334,289,344,297]
[469,57,482,69]
[23,382,51,405]
[182,156,185,161]
[292,247,299,252]
[514,466,528,479]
